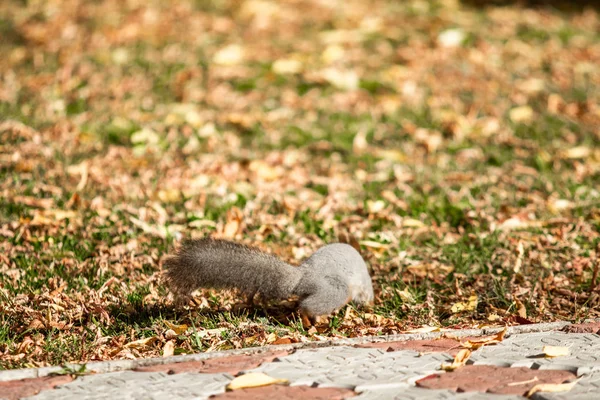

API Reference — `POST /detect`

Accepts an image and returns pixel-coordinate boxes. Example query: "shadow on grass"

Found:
[110,300,303,330]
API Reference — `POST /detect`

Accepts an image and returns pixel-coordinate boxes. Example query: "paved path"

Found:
[2,322,599,399]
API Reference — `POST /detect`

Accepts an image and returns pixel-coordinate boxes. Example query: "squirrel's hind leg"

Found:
[243,290,258,306]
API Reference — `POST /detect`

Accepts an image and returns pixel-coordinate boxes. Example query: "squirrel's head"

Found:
[350,284,375,306]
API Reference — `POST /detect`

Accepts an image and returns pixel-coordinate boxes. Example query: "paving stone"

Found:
[562,322,600,334]
[247,346,451,389]
[416,365,576,396]
[24,371,233,400]
[209,384,355,399]
[134,350,289,375]
[532,371,600,400]
[354,386,522,400]
[356,338,465,355]
[468,332,600,373]
[0,375,73,400]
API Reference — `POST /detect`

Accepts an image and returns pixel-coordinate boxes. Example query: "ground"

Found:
[0,0,599,369]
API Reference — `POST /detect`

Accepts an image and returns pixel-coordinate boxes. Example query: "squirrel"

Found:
[163,238,374,324]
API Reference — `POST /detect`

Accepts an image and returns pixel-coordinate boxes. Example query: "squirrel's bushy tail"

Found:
[163,238,302,301]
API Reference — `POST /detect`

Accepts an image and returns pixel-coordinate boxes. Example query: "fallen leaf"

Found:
[526,379,579,397]
[396,288,416,304]
[515,299,527,319]
[226,372,288,391]
[272,58,302,74]
[213,44,244,66]
[321,68,359,90]
[406,326,440,333]
[221,207,243,239]
[460,327,507,350]
[514,241,524,273]
[442,349,471,371]
[359,240,389,249]
[437,28,465,48]
[124,336,157,350]
[402,218,425,228]
[451,295,478,313]
[542,346,569,358]
[561,146,591,159]
[164,321,189,335]
[509,106,534,123]
[162,340,175,357]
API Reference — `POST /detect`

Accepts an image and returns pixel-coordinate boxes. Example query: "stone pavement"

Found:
[2,321,600,400]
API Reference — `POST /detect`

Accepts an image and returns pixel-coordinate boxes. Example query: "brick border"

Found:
[0,321,573,382]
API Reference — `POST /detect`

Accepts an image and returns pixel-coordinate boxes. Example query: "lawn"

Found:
[1,0,599,369]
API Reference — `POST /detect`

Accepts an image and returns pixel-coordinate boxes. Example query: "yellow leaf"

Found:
[157,189,181,203]
[442,349,471,371]
[562,146,590,159]
[213,44,244,66]
[124,336,157,349]
[526,379,580,398]
[451,295,478,313]
[402,218,425,228]
[366,200,386,214]
[396,288,416,304]
[487,313,502,322]
[272,59,302,74]
[226,373,289,391]
[509,106,534,123]
[164,321,188,335]
[359,240,389,249]
[321,68,359,90]
[542,345,570,358]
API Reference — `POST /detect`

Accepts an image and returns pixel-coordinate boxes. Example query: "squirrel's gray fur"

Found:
[163,238,374,318]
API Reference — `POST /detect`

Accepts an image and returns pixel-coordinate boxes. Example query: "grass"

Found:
[1,0,599,369]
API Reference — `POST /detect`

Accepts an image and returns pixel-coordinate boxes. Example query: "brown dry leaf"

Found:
[460,327,507,350]
[16,337,35,354]
[514,241,524,273]
[27,319,45,330]
[515,299,527,319]
[525,379,579,398]
[441,349,471,371]
[542,346,570,358]
[221,207,243,239]
[226,372,288,391]
[13,196,54,209]
[30,210,77,226]
[272,337,295,345]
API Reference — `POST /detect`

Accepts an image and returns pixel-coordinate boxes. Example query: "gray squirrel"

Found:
[163,238,374,323]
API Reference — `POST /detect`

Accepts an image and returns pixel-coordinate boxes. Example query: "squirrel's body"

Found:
[163,238,374,319]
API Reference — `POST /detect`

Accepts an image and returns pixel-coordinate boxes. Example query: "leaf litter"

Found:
[0,0,599,371]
